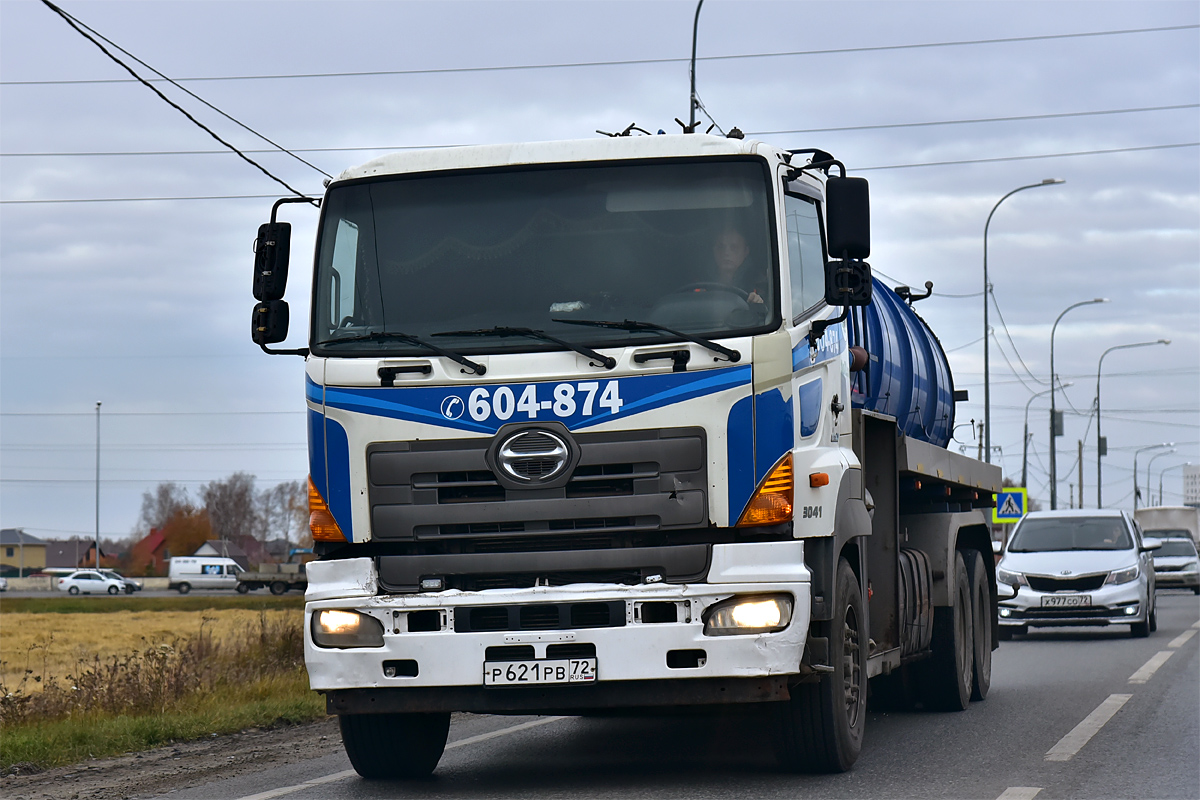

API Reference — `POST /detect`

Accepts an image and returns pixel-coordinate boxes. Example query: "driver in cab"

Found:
[711,227,765,305]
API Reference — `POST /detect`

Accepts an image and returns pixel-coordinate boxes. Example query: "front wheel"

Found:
[68,585,80,595]
[340,712,451,779]
[108,585,120,595]
[776,557,865,773]
[177,582,191,595]
[269,581,288,596]
[236,583,251,594]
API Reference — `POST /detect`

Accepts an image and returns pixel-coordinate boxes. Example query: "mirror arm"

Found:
[271,195,320,222]
[786,159,846,182]
[810,306,849,343]
[259,343,309,358]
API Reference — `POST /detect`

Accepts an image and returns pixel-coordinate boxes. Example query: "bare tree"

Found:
[135,482,193,535]
[201,472,259,544]
[258,480,305,549]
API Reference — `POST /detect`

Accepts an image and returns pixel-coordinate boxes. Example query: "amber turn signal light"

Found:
[809,472,830,488]
[736,453,794,527]
[309,476,346,542]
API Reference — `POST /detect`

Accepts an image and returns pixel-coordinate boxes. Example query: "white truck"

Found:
[251,134,1003,778]
[1135,505,1200,545]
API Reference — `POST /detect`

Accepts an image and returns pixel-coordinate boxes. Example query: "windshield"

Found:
[1155,539,1198,557]
[311,159,780,356]
[1145,528,1191,540]
[1008,516,1133,552]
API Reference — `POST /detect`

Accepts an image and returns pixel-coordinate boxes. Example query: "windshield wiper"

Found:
[550,318,741,363]
[316,331,486,375]
[432,326,616,370]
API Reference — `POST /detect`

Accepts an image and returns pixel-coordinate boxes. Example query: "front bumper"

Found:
[998,580,1147,628]
[1154,569,1199,589]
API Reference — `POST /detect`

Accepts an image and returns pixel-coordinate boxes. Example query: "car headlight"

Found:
[1104,565,1139,585]
[996,568,1027,587]
[311,609,384,648]
[703,594,793,636]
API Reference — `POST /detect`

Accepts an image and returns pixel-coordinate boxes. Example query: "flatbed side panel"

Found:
[897,434,1003,493]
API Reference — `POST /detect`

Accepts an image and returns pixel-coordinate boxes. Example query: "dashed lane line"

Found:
[996,787,1043,800]
[1128,651,1174,684]
[1044,693,1132,762]
[1193,619,1200,629]
[232,716,566,800]
[1170,629,1197,648]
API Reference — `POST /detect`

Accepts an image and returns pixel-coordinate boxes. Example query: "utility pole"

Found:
[1078,440,1084,509]
[95,401,101,569]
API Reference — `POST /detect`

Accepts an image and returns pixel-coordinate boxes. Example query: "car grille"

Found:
[1026,574,1107,592]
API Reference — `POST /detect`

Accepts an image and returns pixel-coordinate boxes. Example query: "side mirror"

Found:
[253,222,291,301]
[824,259,873,306]
[992,540,1003,556]
[1141,537,1163,552]
[252,300,290,345]
[825,176,870,259]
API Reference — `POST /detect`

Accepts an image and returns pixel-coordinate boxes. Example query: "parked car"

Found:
[0,576,8,592]
[996,509,1160,638]
[1151,537,1200,594]
[57,570,127,595]
[99,569,142,594]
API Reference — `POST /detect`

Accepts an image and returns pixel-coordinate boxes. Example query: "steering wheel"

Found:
[674,282,750,300]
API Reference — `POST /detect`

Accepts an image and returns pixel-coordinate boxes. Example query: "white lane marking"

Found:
[1193,619,1200,630]
[1128,651,1174,684]
[1044,693,1132,762]
[996,788,1043,800]
[232,716,567,800]
[1170,629,1198,648]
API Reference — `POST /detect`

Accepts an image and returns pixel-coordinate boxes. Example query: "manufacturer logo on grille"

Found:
[496,429,569,483]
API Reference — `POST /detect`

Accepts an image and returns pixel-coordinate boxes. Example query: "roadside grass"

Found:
[0,611,325,771]
[0,595,304,615]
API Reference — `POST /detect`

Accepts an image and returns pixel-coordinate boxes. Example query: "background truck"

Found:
[251,133,1003,778]
[237,548,313,594]
[1134,506,1200,545]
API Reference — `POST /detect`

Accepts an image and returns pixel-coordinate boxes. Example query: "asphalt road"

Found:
[158,591,1199,800]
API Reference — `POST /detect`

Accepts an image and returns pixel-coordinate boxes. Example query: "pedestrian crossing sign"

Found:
[993,488,1027,523]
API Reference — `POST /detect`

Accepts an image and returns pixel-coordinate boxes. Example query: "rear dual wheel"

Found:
[921,551,974,711]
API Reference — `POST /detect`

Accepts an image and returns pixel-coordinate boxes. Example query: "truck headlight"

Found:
[703,595,793,636]
[312,609,384,648]
[996,568,1027,587]
[1104,565,1139,585]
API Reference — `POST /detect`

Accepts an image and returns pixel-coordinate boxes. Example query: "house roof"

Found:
[45,539,103,568]
[0,528,48,546]
[195,539,248,559]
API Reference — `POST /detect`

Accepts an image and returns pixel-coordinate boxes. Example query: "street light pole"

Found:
[1145,449,1176,507]
[1049,298,1108,509]
[983,178,1064,464]
[95,401,101,569]
[1096,339,1170,507]
[688,0,704,132]
[1022,383,1068,489]
[1133,443,1174,511]
[1158,462,1191,506]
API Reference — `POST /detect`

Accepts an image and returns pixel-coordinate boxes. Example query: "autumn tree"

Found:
[258,480,306,549]
[201,472,259,544]
[135,481,194,535]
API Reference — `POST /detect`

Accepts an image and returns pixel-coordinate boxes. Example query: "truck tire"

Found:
[776,557,865,773]
[236,583,250,594]
[964,549,992,702]
[177,582,191,595]
[921,551,973,712]
[339,712,451,779]
[270,581,288,596]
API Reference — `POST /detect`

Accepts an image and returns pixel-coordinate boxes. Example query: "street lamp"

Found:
[1145,449,1176,507]
[1158,462,1192,506]
[1022,383,1071,489]
[983,178,1065,464]
[1096,339,1170,507]
[95,401,101,570]
[1049,298,1109,509]
[1133,443,1174,511]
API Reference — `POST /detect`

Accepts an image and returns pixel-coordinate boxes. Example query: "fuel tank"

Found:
[847,278,955,448]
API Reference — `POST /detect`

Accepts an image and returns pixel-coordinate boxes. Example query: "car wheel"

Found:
[1193,586,1199,596]
[68,585,80,595]
[1148,600,1157,633]
[997,626,1014,642]
[108,585,120,595]
[177,582,191,595]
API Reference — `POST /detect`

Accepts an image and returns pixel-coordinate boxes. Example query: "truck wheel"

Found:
[964,549,992,702]
[776,557,865,773]
[270,581,288,596]
[177,582,191,594]
[236,583,250,594]
[921,551,974,711]
[339,712,450,779]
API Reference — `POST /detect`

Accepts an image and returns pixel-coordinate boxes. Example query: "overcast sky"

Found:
[2,0,1197,543]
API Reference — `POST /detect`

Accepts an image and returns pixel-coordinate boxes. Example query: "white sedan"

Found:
[57,570,127,595]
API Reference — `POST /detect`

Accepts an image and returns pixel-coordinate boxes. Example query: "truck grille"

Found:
[455,601,626,633]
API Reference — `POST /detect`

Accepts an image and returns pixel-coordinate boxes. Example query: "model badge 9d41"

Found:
[496,429,570,483]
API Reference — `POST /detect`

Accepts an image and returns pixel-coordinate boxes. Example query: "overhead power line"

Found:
[4,141,1197,204]
[5,24,1196,86]
[6,103,1193,159]
[38,0,316,199]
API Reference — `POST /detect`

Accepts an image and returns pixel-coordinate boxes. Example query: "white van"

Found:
[168,556,244,593]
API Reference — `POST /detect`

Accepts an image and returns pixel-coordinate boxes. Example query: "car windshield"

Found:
[311,159,781,356]
[1144,528,1191,540]
[1008,516,1133,552]
[1154,539,1198,557]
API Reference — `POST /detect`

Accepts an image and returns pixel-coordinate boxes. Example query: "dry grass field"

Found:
[0,608,302,689]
